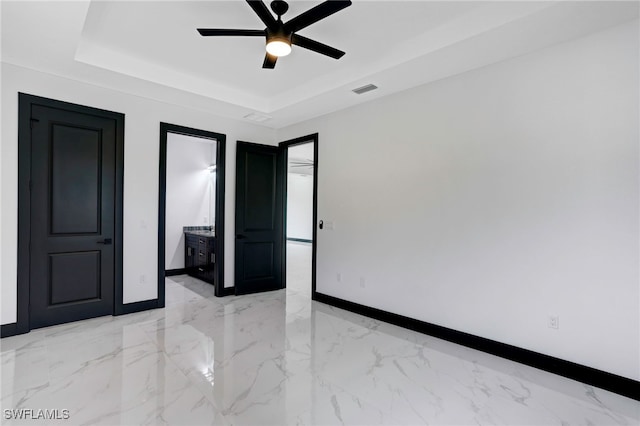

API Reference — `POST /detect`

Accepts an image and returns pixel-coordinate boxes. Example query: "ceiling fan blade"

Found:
[284,0,351,33]
[292,34,345,59]
[198,29,265,37]
[246,0,277,30]
[263,53,278,69]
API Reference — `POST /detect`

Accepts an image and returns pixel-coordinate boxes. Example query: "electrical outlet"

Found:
[359,277,366,288]
[139,275,146,284]
[548,315,559,330]
[203,216,208,224]
[336,273,342,283]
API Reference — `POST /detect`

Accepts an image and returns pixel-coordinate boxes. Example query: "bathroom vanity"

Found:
[184,228,215,285]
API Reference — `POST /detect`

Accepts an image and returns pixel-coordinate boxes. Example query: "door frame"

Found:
[15,93,125,335]
[279,133,319,297]
[158,123,227,299]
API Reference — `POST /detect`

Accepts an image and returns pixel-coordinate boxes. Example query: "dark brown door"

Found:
[29,104,117,328]
[235,141,284,295]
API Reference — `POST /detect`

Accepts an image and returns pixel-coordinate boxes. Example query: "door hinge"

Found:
[211,253,215,264]
[29,118,39,129]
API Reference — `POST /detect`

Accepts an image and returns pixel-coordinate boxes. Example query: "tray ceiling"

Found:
[2,1,638,128]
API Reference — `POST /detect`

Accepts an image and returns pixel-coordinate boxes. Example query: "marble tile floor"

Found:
[1,242,638,425]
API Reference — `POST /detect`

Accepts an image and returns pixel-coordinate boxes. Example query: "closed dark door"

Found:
[29,104,116,328]
[235,141,284,295]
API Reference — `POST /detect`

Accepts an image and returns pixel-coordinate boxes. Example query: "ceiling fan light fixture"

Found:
[266,38,291,57]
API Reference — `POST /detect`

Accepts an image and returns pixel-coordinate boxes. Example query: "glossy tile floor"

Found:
[1,242,638,425]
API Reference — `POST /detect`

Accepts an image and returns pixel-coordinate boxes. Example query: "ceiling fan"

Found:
[197,0,352,69]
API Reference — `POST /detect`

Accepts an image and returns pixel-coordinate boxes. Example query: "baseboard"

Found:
[4,300,160,337]
[313,292,640,401]
[1,323,20,338]
[115,299,160,315]
[221,286,235,296]
[287,237,312,244]
[165,268,186,277]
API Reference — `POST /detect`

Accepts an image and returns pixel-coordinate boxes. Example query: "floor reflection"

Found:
[1,242,637,425]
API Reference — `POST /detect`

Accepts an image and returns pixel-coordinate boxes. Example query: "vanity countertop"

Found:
[185,230,215,238]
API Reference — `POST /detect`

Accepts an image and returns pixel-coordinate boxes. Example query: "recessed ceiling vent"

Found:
[352,84,378,95]
[244,112,272,123]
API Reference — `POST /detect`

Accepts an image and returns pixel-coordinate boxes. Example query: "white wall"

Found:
[1,63,275,323]
[166,134,216,270]
[287,173,314,241]
[277,21,639,380]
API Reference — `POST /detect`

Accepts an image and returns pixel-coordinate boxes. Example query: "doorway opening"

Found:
[281,134,318,297]
[159,123,226,302]
[232,134,317,297]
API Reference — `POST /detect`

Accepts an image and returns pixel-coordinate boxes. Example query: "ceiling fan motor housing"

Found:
[267,25,292,46]
[267,0,291,48]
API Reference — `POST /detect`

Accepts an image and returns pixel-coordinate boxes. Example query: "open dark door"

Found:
[234,141,284,295]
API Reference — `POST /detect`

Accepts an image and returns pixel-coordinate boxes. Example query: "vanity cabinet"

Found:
[185,232,216,285]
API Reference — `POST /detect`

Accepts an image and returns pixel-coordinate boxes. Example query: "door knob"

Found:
[97,238,112,245]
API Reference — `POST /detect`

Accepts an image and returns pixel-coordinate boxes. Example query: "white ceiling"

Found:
[2,1,638,129]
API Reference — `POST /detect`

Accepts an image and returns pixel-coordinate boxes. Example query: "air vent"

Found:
[243,112,272,123]
[352,84,378,95]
